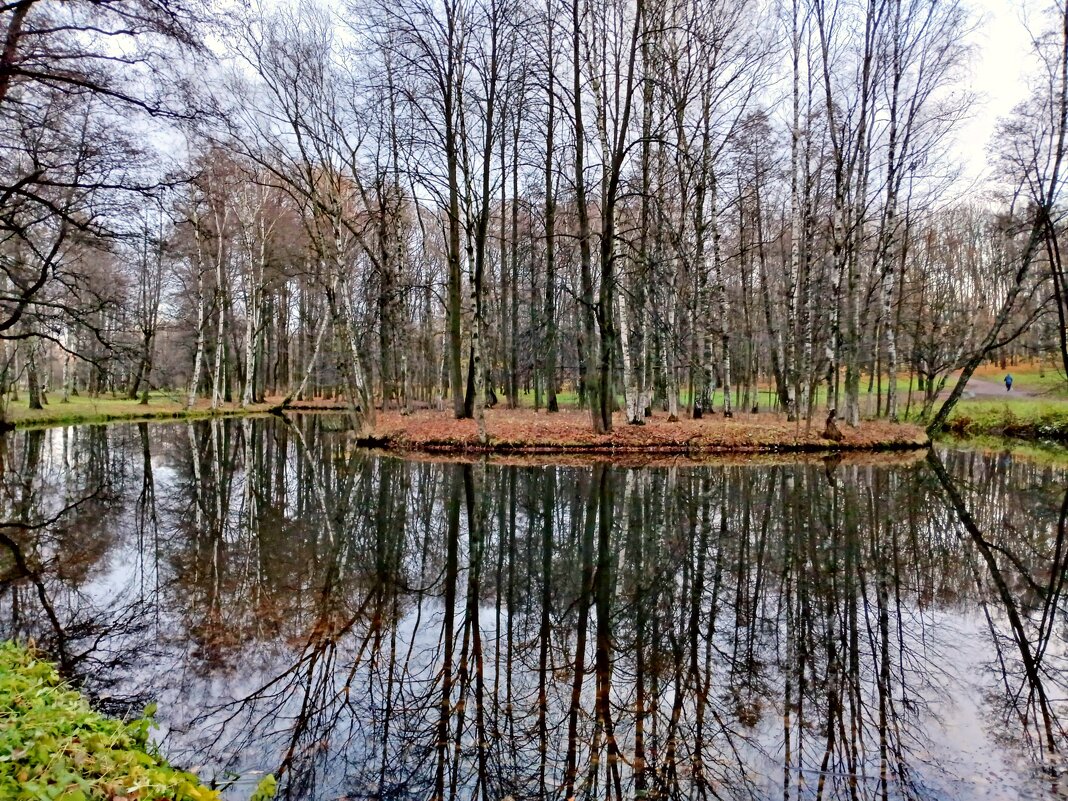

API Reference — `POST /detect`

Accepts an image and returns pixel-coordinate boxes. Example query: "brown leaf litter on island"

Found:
[355,408,929,458]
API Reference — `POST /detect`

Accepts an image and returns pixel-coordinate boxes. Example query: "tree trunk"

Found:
[27,342,42,410]
[572,0,603,433]
[544,17,559,414]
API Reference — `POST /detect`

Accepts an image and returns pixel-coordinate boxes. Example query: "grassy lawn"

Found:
[3,393,277,429]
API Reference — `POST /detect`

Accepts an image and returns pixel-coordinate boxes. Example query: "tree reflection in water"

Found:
[0,416,1066,800]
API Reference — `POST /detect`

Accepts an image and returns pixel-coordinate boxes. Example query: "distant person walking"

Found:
[1005,373,1013,392]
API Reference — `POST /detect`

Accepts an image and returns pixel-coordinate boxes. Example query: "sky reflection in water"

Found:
[0,416,1067,800]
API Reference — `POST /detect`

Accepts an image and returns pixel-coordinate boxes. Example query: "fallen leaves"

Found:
[364,408,929,455]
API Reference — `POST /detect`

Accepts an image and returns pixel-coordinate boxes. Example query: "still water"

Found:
[1,415,1067,800]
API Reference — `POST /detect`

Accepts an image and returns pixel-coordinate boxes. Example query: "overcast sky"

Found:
[961,0,1037,182]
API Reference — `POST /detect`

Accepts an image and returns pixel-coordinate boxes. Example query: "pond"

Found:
[1,415,1067,800]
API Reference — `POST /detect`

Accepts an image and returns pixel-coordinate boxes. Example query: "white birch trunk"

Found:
[616,292,641,424]
[786,0,803,420]
[285,311,329,405]
[188,221,208,410]
[710,175,732,417]
[664,297,680,421]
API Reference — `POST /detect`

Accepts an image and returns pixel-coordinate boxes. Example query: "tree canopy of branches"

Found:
[2,0,1067,434]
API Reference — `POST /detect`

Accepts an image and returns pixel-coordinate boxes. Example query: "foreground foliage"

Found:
[0,642,275,801]
[944,401,1068,442]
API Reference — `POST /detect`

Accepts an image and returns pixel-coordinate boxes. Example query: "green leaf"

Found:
[250,774,277,801]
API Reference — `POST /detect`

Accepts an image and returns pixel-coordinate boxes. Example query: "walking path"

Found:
[960,378,1035,398]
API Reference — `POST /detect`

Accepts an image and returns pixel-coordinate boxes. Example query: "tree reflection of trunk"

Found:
[928,448,1067,761]
[461,462,490,801]
[537,466,554,798]
[623,469,648,795]
[781,468,799,800]
[0,429,71,668]
[0,525,69,668]
[489,466,517,793]
[815,457,840,801]
[593,464,623,799]
[136,423,160,620]
[0,428,127,678]
[844,469,861,801]
[564,467,596,800]
[689,470,714,794]
[371,455,408,796]
[663,469,688,791]
[870,478,892,801]
[433,466,461,801]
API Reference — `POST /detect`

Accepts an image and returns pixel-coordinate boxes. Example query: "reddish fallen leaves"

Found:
[365,408,928,455]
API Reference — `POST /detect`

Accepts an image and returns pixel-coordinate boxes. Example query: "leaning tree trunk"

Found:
[331,276,377,439]
[282,311,329,407]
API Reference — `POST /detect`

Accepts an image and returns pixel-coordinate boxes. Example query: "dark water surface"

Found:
[2,415,1068,800]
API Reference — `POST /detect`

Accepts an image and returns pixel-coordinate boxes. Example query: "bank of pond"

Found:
[6,393,1068,455]
[1,415,1068,799]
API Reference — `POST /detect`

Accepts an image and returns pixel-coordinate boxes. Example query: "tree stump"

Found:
[822,408,844,442]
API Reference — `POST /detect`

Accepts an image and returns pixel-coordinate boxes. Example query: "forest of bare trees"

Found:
[3,0,1068,435]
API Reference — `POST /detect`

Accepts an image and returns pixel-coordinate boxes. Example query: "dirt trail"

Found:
[960,377,1035,398]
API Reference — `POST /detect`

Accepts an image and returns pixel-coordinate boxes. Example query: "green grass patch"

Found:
[940,399,1068,441]
[0,642,275,801]
[3,394,277,431]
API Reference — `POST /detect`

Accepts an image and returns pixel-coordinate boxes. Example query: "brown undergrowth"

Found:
[363,408,929,455]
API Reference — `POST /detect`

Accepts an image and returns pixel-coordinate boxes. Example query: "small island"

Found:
[365,408,929,454]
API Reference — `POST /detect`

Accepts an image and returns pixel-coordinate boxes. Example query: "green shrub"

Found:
[0,642,275,801]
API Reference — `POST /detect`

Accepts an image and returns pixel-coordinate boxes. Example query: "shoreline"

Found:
[369,447,931,469]
[361,433,932,456]
[941,401,1068,443]
[4,401,279,431]
[5,396,1068,454]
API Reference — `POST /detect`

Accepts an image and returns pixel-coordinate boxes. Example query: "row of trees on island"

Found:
[1,0,1067,435]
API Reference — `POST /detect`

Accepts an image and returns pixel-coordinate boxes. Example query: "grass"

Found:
[0,641,276,801]
[2,393,279,430]
[937,399,1068,441]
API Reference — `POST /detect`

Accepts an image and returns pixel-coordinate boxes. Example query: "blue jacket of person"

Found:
[1005,374,1013,390]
